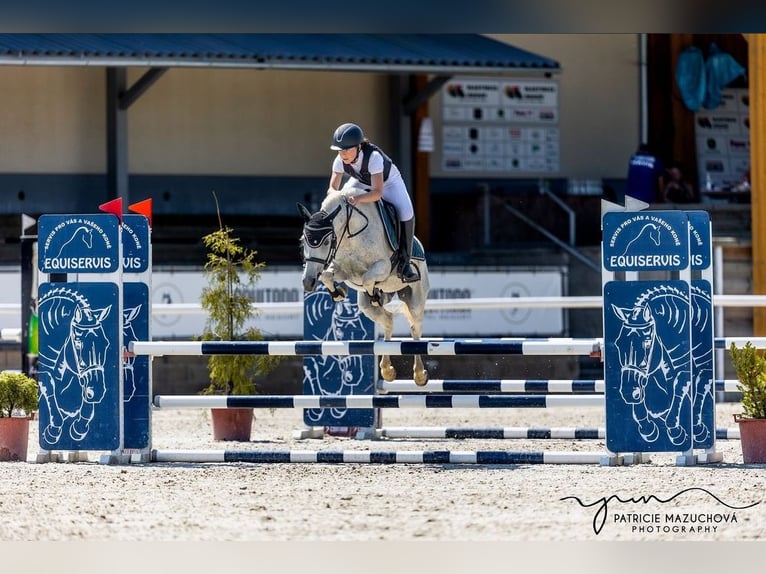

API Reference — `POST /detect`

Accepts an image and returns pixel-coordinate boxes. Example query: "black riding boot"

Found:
[398,217,419,283]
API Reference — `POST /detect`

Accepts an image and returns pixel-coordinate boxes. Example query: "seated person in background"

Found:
[661,162,697,203]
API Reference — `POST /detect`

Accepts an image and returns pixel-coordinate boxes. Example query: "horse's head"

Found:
[613,303,656,372]
[69,304,112,403]
[297,201,343,292]
[612,302,657,404]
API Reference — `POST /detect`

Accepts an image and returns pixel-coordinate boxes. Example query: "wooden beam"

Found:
[668,34,698,184]
[748,35,766,335]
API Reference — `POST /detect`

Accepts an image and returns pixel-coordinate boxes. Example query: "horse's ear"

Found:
[296,203,312,222]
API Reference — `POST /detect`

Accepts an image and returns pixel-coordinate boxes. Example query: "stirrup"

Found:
[398,262,420,283]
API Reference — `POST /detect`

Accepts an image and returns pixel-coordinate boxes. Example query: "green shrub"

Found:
[0,371,38,417]
[729,342,766,419]
[199,194,281,395]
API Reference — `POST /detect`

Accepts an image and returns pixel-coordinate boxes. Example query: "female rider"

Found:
[328,122,419,283]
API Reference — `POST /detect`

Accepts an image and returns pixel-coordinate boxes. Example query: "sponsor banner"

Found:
[38,214,120,274]
[441,76,560,174]
[407,269,564,337]
[0,267,566,338]
[121,215,150,273]
[602,211,689,272]
[695,87,750,190]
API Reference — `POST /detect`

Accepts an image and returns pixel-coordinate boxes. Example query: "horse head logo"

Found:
[611,285,694,446]
[620,223,662,256]
[37,287,112,444]
[54,226,94,259]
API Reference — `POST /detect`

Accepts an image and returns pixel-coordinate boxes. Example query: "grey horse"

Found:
[298,184,430,386]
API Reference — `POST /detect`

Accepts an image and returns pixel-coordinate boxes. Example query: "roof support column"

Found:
[389,74,412,189]
[410,74,432,250]
[106,67,129,205]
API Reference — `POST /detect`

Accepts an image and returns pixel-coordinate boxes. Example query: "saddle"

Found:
[376,200,425,261]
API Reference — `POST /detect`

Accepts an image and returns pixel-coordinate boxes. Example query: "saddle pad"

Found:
[376,201,425,261]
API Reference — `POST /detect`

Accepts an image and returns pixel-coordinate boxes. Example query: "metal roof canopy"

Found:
[0,33,560,74]
[0,34,560,205]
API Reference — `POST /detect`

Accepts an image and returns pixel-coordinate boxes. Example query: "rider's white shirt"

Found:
[333,150,414,221]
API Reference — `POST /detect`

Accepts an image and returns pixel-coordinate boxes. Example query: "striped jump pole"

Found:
[131,337,766,357]
[376,426,741,440]
[153,394,604,409]
[130,337,602,357]
[376,379,743,394]
[715,337,766,349]
[151,448,608,465]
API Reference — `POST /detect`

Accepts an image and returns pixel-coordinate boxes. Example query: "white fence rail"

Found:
[3,295,766,319]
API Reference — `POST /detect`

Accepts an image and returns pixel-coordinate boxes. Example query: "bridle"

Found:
[301,199,369,271]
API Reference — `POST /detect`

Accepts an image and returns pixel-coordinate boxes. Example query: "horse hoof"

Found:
[331,288,347,302]
[380,365,396,382]
[70,419,90,442]
[694,424,710,444]
[637,419,660,442]
[667,425,688,446]
[414,371,428,386]
[42,425,62,444]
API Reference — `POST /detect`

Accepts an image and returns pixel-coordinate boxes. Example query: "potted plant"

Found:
[729,341,766,463]
[0,370,38,461]
[199,194,281,441]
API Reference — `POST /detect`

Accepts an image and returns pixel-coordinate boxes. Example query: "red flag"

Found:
[99,198,123,223]
[128,198,153,228]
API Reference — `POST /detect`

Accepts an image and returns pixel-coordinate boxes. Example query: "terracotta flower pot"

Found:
[210,408,254,441]
[0,416,31,462]
[734,414,766,464]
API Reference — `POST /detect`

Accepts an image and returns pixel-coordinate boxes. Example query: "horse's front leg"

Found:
[405,309,427,386]
[361,260,392,307]
[664,373,692,446]
[38,374,64,444]
[692,370,713,444]
[358,296,396,382]
[70,400,95,441]
[398,288,428,386]
[319,268,347,302]
[373,309,396,382]
[70,368,107,441]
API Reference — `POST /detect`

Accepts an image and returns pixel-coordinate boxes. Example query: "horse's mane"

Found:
[319,185,369,213]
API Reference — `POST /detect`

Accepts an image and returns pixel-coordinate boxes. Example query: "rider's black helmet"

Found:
[330,123,364,150]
